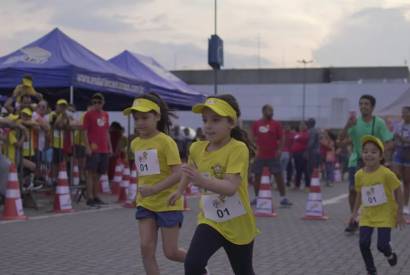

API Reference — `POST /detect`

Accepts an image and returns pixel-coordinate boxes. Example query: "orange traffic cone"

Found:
[72,159,80,186]
[99,174,112,194]
[302,169,328,220]
[334,162,342,183]
[254,167,277,217]
[123,166,137,208]
[118,163,130,203]
[1,163,27,221]
[111,158,124,195]
[54,162,74,213]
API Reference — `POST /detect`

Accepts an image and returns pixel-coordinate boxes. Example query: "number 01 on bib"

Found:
[361,184,387,207]
[135,149,161,176]
[202,193,246,222]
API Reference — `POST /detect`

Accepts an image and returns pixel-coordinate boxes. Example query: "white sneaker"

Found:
[403,206,410,215]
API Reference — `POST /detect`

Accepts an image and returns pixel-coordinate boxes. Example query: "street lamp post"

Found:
[297,59,313,120]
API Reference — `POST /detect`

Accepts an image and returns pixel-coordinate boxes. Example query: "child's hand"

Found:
[397,214,406,230]
[348,213,358,225]
[139,185,157,198]
[168,190,182,206]
[181,164,204,187]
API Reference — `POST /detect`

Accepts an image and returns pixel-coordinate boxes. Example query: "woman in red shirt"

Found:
[291,121,309,189]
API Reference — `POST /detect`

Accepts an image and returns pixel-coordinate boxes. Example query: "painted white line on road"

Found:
[0,204,124,225]
[323,193,348,205]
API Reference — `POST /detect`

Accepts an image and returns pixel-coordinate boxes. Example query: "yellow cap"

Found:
[362,135,384,153]
[192,98,237,121]
[20,107,32,117]
[57,99,68,106]
[22,78,32,87]
[123,98,160,115]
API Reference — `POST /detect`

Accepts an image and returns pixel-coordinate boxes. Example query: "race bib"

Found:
[361,184,387,207]
[202,193,246,222]
[135,149,160,176]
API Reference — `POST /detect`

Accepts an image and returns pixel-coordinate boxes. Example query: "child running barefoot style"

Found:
[350,135,406,275]
[169,95,259,275]
[123,93,186,275]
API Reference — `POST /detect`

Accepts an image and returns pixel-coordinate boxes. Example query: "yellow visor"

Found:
[22,78,32,87]
[57,99,68,106]
[21,108,32,117]
[192,98,237,121]
[362,135,384,153]
[123,98,161,115]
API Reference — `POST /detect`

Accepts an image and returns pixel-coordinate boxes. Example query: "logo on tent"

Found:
[3,47,51,65]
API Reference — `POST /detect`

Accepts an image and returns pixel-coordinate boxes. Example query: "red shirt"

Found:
[291,130,309,153]
[83,110,110,153]
[283,130,295,153]
[252,119,283,159]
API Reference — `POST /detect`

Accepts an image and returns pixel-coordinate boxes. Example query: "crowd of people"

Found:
[1,75,410,275]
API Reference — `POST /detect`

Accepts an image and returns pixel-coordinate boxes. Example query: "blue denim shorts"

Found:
[135,206,183,228]
[392,148,410,167]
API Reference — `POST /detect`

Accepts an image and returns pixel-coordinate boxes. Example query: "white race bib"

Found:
[202,193,246,222]
[135,149,160,176]
[361,184,387,207]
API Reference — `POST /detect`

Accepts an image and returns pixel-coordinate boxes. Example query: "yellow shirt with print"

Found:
[190,139,259,245]
[130,132,183,212]
[3,114,19,162]
[21,126,35,157]
[355,166,401,228]
[49,112,64,148]
[73,112,85,146]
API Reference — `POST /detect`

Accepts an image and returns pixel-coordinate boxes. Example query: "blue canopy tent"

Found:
[109,50,205,109]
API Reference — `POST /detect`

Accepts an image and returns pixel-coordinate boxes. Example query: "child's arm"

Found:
[394,187,406,229]
[168,170,191,206]
[139,165,181,198]
[350,192,362,223]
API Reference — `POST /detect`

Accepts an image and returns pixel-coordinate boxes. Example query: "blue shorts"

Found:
[135,206,183,228]
[392,148,410,167]
[348,166,357,191]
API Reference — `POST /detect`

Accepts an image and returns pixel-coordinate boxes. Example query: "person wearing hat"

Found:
[83,93,111,207]
[350,135,405,275]
[339,94,394,233]
[11,75,42,102]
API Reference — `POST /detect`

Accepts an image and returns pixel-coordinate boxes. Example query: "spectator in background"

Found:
[306,118,321,186]
[49,99,70,185]
[32,100,50,183]
[5,75,42,114]
[291,121,309,189]
[392,106,410,215]
[181,127,192,161]
[320,130,336,187]
[281,123,295,187]
[251,104,292,207]
[83,93,112,207]
[171,125,185,158]
[194,127,205,141]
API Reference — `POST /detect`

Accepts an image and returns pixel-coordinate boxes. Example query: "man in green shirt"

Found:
[339,95,393,233]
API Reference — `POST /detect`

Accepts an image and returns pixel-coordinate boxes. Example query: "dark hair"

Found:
[137,92,173,134]
[307,118,316,128]
[23,74,32,81]
[211,94,255,158]
[403,106,410,112]
[92,93,104,101]
[360,95,376,107]
[262,104,273,112]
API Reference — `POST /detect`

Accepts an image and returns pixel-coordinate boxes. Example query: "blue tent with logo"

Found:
[109,50,205,108]
[0,28,203,110]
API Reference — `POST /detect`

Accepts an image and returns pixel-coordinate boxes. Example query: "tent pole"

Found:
[70,86,74,105]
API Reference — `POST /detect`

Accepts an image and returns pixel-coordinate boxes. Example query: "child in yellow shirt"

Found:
[350,135,406,275]
[169,95,258,275]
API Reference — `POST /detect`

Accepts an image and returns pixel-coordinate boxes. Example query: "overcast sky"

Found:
[1,0,410,70]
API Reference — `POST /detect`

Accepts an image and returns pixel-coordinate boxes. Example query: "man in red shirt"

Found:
[251,105,292,207]
[83,93,112,207]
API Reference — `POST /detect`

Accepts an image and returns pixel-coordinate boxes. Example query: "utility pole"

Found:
[297,59,313,120]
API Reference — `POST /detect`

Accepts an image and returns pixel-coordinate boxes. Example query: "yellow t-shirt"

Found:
[355,166,401,228]
[49,112,64,148]
[74,113,85,146]
[3,114,19,162]
[190,139,259,245]
[22,127,35,157]
[130,132,183,212]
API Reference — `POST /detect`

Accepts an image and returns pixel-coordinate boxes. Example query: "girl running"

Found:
[169,94,258,275]
[123,93,186,275]
[350,135,406,275]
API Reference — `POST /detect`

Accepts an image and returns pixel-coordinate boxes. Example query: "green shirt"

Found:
[347,116,393,167]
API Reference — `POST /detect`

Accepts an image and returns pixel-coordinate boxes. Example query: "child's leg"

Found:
[376,228,392,256]
[139,218,159,275]
[185,224,224,275]
[160,226,186,262]
[223,240,255,275]
[359,226,377,273]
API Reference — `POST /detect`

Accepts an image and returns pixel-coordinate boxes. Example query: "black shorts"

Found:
[253,157,282,177]
[74,145,86,158]
[52,148,64,164]
[86,153,109,174]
